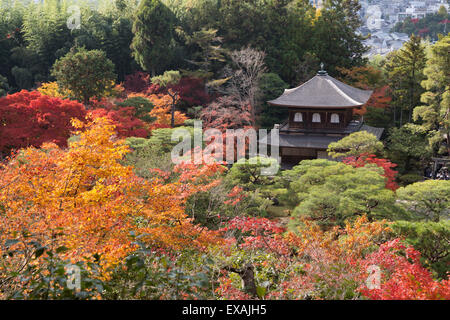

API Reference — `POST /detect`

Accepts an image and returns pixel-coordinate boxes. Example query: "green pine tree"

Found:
[413,34,450,156]
[384,35,426,126]
[131,0,177,76]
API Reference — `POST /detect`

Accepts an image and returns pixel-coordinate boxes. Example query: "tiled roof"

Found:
[360,124,385,139]
[268,72,373,108]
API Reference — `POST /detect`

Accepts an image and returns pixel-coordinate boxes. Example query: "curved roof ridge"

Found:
[283,76,316,94]
[325,78,363,105]
[268,72,373,108]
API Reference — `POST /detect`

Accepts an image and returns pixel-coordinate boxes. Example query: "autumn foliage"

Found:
[0,77,446,301]
[173,77,213,108]
[201,95,252,131]
[123,71,151,93]
[359,239,450,300]
[215,215,449,300]
[124,73,212,108]
[0,90,86,156]
[355,86,392,116]
[0,117,221,271]
[145,94,188,126]
[90,107,149,138]
[336,66,391,116]
[343,154,399,191]
[2,0,449,302]
[37,81,73,98]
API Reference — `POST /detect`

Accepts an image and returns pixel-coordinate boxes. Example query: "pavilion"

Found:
[260,66,384,165]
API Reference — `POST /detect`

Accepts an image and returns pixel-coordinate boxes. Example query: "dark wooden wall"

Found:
[288,108,353,130]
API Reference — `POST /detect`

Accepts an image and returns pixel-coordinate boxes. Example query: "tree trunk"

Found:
[250,102,256,128]
[83,97,90,109]
[393,104,397,127]
[225,264,257,297]
[171,101,175,128]
[249,94,257,128]
[446,128,450,157]
[410,69,414,123]
[240,264,257,296]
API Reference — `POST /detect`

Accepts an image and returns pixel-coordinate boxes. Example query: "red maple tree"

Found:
[144,77,213,108]
[123,71,150,93]
[174,77,213,108]
[0,90,86,157]
[89,96,150,138]
[90,107,149,138]
[359,239,450,300]
[343,154,399,191]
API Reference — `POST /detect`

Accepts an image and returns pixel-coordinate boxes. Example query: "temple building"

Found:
[260,67,384,166]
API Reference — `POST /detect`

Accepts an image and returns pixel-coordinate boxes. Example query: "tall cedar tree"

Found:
[384,35,426,126]
[413,34,450,156]
[131,0,177,76]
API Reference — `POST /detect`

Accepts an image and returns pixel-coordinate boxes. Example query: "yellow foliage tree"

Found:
[37,81,73,98]
[0,117,219,271]
[38,81,125,100]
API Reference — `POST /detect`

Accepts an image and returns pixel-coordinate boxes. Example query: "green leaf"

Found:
[34,247,46,258]
[55,246,69,254]
[256,286,266,299]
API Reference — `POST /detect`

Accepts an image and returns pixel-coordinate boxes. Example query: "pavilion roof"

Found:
[268,71,373,108]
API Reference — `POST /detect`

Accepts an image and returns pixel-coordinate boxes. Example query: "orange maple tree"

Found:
[128,93,188,126]
[0,117,220,271]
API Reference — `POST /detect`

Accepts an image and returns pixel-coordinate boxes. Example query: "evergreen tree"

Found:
[384,35,426,126]
[22,0,73,78]
[165,0,315,84]
[73,8,136,82]
[51,47,116,105]
[327,131,384,158]
[0,0,26,88]
[183,28,227,76]
[312,0,367,76]
[131,0,177,76]
[258,73,289,129]
[386,124,431,176]
[284,160,398,229]
[0,74,9,96]
[413,34,450,156]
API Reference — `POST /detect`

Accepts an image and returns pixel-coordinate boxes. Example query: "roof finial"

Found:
[318,63,327,76]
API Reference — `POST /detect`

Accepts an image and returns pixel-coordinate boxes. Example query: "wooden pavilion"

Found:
[260,66,384,165]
